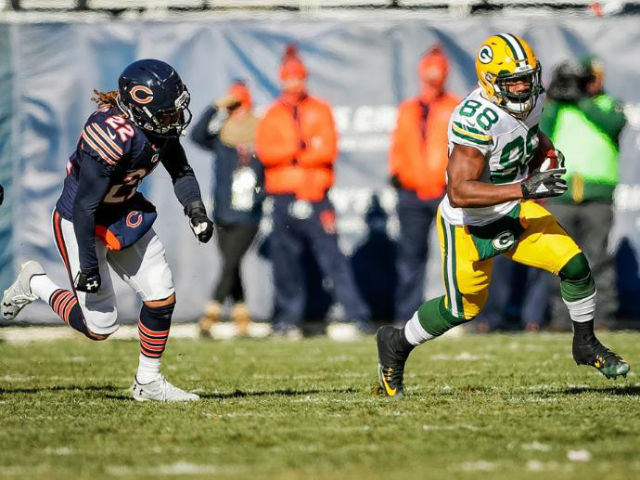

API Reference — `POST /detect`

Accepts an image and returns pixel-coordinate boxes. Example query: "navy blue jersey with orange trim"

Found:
[56,105,170,220]
[55,104,202,272]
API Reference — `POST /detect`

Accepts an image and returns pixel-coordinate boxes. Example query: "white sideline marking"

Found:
[423,424,482,431]
[0,322,272,344]
[458,461,496,472]
[107,462,235,476]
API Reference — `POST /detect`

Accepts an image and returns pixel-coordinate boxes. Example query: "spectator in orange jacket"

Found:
[389,45,460,325]
[256,45,371,340]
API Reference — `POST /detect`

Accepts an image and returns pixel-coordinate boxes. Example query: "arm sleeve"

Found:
[161,141,204,209]
[296,105,338,167]
[578,96,627,142]
[190,106,220,151]
[255,109,298,167]
[73,157,112,272]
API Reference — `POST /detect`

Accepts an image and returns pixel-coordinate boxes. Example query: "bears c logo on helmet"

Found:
[130,85,154,105]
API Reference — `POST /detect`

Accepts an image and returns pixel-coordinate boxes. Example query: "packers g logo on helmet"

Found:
[475,33,543,119]
[478,45,493,64]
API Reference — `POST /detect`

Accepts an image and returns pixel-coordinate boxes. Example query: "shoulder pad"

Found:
[80,108,138,165]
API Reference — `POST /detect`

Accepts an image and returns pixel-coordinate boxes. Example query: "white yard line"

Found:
[0,322,272,344]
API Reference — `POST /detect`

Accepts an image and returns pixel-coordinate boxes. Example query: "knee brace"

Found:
[138,299,175,358]
[559,253,596,302]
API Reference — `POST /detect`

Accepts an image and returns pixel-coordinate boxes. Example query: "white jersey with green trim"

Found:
[440,88,545,227]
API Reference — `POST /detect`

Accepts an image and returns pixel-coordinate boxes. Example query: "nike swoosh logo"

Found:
[107,128,117,140]
[381,374,397,396]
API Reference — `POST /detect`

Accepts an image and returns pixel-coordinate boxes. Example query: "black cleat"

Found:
[573,337,630,379]
[376,325,412,398]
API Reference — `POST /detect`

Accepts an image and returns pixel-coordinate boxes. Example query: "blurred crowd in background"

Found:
[190,43,627,339]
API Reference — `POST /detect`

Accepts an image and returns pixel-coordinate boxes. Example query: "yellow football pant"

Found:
[437,200,582,320]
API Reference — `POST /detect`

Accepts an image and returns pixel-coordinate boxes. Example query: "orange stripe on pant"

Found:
[52,210,75,290]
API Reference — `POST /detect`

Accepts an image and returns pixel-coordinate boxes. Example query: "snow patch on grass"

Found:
[458,461,496,472]
[423,424,482,432]
[522,442,551,452]
[107,462,236,476]
[567,449,591,462]
[430,352,491,361]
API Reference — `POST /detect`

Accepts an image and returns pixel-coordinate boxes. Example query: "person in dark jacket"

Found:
[191,80,264,337]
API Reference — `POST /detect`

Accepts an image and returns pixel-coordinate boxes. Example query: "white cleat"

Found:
[131,375,200,402]
[2,261,44,321]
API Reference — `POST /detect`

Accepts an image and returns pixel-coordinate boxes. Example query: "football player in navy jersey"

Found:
[2,59,213,402]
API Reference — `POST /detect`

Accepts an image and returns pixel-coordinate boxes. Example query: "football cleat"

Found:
[376,325,411,398]
[2,261,44,321]
[131,375,200,402]
[573,337,630,379]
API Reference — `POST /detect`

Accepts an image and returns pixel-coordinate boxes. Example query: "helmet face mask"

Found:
[476,34,543,119]
[117,59,192,137]
[494,65,543,118]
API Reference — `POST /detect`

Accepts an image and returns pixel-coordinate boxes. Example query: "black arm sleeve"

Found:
[161,141,203,209]
[73,158,112,272]
[190,105,219,151]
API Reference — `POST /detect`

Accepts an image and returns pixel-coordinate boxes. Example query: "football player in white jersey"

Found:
[376,33,629,398]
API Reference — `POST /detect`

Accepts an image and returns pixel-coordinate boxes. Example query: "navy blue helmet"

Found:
[117,59,191,137]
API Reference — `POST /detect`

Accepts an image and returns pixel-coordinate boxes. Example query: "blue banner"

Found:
[2,17,640,322]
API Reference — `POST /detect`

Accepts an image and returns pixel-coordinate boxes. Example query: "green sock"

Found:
[417,296,468,337]
[559,253,596,302]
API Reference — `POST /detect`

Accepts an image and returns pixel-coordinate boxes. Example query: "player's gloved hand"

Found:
[521,168,568,199]
[74,267,101,293]
[185,200,214,243]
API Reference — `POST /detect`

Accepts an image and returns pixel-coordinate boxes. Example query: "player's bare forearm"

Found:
[446,144,523,208]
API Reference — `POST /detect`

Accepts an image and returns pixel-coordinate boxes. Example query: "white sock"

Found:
[563,292,596,323]
[404,312,434,346]
[30,274,61,302]
[136,354,162,384]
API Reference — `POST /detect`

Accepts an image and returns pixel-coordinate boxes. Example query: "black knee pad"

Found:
[140,301,175,331]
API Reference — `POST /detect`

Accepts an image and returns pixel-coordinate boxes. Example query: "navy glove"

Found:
[74,267,101,293]
[185,200,214,243]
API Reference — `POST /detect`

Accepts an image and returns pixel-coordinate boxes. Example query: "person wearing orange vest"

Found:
[256,45,371,339]
[389,46,460,325]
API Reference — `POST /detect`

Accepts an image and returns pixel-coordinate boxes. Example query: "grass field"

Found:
[0,331,639,480]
